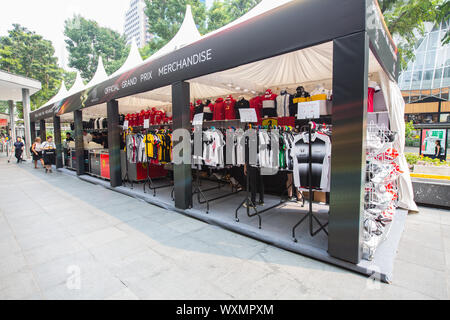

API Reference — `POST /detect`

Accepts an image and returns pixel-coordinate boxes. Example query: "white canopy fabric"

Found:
[65,72,85,98]
[144,5,201,63]
[378,71,418,212]
[110,40,143,78]
[86,56,108,88]
[43,81,68,108]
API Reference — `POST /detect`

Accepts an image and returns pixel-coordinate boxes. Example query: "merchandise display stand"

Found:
[143,129,173,196]
[292,122,329,242]
[123,129,133,190]
[193,164,242,214]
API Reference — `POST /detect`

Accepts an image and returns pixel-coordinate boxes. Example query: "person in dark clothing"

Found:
[65,133,74,142]
[435,140,443,160]
[13,137,24,163]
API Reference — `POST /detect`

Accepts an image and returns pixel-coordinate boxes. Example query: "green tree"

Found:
[379,0,449,67]
[207,1,233,32]
[64,15,129,80]
[225,0,262,23]
[0,24,63,117]
[142,0,207,57]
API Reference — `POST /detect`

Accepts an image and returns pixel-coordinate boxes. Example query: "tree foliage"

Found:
[64,15,129,80]
[0,24,65,117]
[379,0,449,68]
[141,0,261,58]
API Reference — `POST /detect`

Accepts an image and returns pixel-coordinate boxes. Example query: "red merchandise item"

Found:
[224,95,236,120]
[138,110,145,126]
[250,96,263,120]
[150,108,157,125]
[368,83,381,113]
[154,110,165,124]
[213,98,225,121]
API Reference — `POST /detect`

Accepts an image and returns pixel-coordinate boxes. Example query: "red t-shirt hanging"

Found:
[368,83,381,113]
[213,98,225,121]
[250,96,263,120]
[224,97,236,120]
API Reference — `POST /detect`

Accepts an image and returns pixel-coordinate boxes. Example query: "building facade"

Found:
[124,0,152,48]
[399,20,450,125]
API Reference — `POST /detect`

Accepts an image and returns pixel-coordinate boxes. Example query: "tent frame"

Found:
[29,0,399,265]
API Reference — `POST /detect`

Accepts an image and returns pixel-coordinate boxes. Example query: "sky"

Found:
[0,0,216,70]
[0,0,132,69]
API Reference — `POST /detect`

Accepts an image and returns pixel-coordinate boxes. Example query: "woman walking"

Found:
[31,137,44,169]
[41,136,56,173]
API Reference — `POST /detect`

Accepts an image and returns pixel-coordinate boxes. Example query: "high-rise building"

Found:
[124,0,152,48]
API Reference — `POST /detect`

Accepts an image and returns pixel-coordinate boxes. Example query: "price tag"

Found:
[123,120,129,130]
[297,101,321,120]
[193,113,204,126]
[239,109,258,123]
[143,119,150,129]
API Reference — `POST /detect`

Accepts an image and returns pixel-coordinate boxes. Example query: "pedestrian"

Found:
[13,137,24,163]
[31,137,44,169]
[41,136,56,173]
[434,140,442,160]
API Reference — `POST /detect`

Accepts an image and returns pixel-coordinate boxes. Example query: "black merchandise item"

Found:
[194,102,204,115]
[263,108,277,118]
[203,100,214,121]
[235,98,250,120]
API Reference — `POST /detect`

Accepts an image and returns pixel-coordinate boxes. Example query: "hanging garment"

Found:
[276,92,291,117]
[194,102,204,116]
[284,132,295,171]
[136,133,147,163]
[213,98,225,121]
[368,82,381,113]
[262,89,278,118]
[126,134,137,164]
[258,131,272,169]
[292,132,331,192]
[250,96,263,121]
[203,129,225,167]
[224,96,236,120]
[203,103,214,121]
[235,98,250,120]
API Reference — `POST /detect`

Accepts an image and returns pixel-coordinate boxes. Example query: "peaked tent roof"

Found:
[86,56,108,88]
[65,72,85,98]
[110,39,143,78]
[144,5,201,62]
[42,81,68,108]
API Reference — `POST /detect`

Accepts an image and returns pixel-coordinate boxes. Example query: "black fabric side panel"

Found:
[328,32,368,264]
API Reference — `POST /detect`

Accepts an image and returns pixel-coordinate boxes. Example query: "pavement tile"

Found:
[76,226,128,249]
[0,270,40,300]
[23,238,85,266]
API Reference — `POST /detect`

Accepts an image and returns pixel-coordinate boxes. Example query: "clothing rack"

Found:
[193,164,242,214]
[142,129,173,196]
[234,125,296,229]
[292,122,329,241]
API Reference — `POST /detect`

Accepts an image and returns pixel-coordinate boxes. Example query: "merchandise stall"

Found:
[29,0,418,282]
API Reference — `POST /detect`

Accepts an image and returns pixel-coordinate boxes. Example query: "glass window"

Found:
[411,70,423,89]
[443,67,450,87]
[446,47,450,66]
[428,31,439,50]
[433,68,443,88]
[417,37,428,53]
[414,51,425,70]
[425,50,437,69]
[440,113,450,123]
[436,48,447,68]
[422,70,434,89]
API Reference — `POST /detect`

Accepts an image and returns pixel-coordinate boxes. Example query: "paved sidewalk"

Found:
[0,156,449,300]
